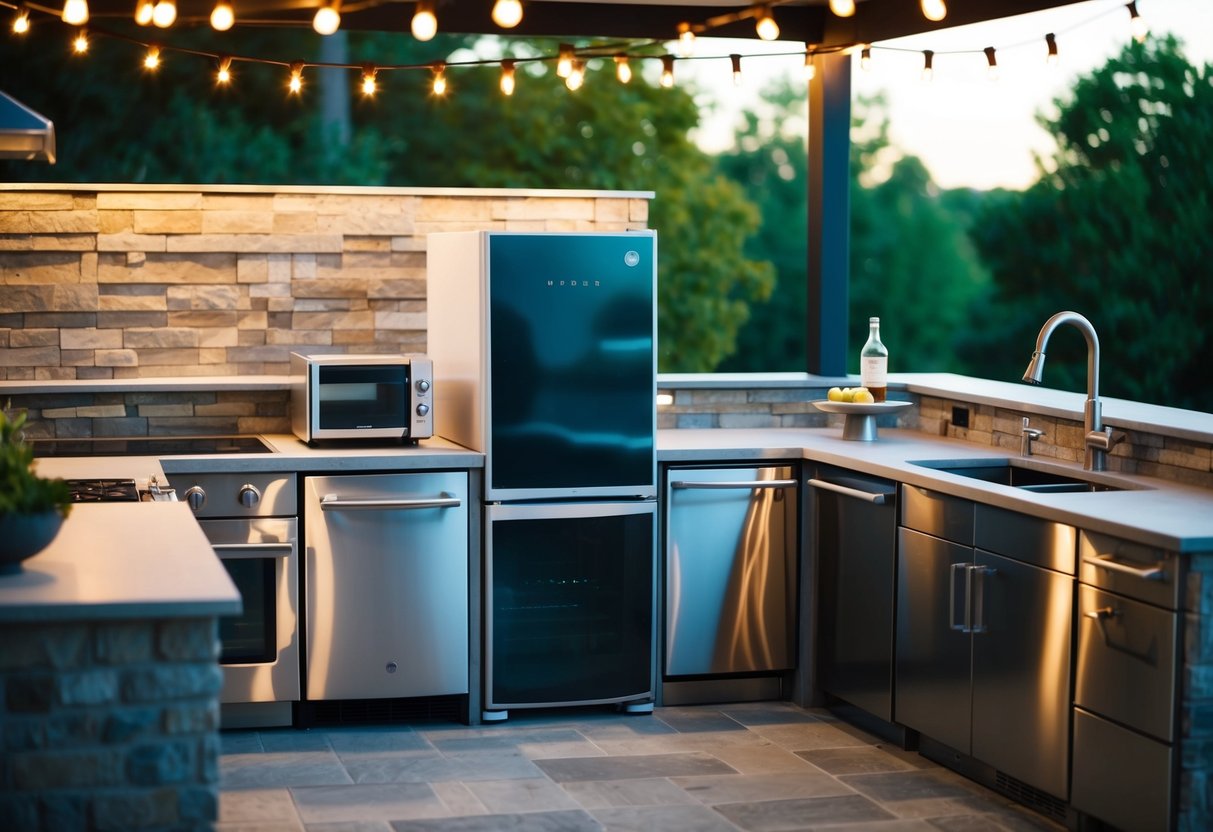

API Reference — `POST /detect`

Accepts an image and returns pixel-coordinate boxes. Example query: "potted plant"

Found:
[0,408,71,574]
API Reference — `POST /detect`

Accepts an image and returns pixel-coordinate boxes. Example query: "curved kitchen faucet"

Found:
[1022,310,1124,472]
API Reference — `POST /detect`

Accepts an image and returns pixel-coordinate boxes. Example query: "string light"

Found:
[288,62,304,94]
[151,0,176,28]
[614,54,632,84]
[210,0,234,31]
[143,44,161,70]
[62,0,88,25]
[412,0,437,41]
[660,54,675,88]
[216,55,232,84]
[360,65,378,96]
[499,59,516,95]
[677,22,696,57]
[860,45,871,71]
[134,0,152,25]
[1126,1,1147,43]
[491,0,522,29]
[921,0,947,23]
[313,0,339,35]
[12,5,31,33]
[984,46,998,80]
[754,5,779,41]
[828,0,855,17]
[72,28,89,53]
[566,59,586,91]
[803,50,816,81]
[730,53,743,86]
[1045,32,1059,66]
[430,61,447,96]
[556,44,574,78]
[921,49,934,82]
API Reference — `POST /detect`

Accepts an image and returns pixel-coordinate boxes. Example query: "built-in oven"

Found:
[163,470,300,729]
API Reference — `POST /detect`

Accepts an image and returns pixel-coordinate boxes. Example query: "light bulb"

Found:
[13,6,31,33]
[72,30,88,52]
[134,0,153,25]
[755,6,779,41]
[412,1,436,41]
[500,60,516,96]
[491,0,522,29]
[860,46,871,71]
[677,22,695,58]
[731,53,743,87]
[143,45,161,70]
[151,0,175,27]
[313,3,339,35]
[614,54,631,84]
[660,55,675,88]
[921,0,946,22]
[556,44,573,78]
[361,66,377,96]
[803,51,816,81]
[431,62,447,96]
[62,0,88,25]
[1045,33,1059,67]
[984,46,998,81]
[1127,2,1147,43]
[920,49,934,82]
[828,0,855,17]
[216,56,232,84]
[288,62,304,94]
[566,60,585,91]
[210,1,234,31]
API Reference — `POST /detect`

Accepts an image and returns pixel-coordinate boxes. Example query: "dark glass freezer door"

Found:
[486,501,655,710]
[487,233,655,498]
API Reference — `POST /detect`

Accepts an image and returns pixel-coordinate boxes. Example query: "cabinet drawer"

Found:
[975,504,1076,574]
[1075,584,1177,742]
[1079,531,1180,609]
[1071,708,1173,832]
[900,485,973,544]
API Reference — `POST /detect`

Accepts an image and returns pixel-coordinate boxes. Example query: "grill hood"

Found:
[0,90,56,164]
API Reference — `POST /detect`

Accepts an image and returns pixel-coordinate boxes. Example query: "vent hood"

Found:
[0,90,56,164]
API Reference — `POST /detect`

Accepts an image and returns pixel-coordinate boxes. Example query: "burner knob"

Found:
[416,403,430,416]
[184,486,207,511]
[416,379,431,393]
[238,483,262,508]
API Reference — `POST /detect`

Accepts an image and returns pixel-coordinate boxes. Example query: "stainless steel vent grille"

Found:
[993,770,1067,822]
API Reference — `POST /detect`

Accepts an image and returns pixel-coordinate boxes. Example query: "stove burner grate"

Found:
[65,478,140,503]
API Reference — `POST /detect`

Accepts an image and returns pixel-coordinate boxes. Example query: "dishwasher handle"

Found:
[670,479,798,490]
[212,542,294,559]
[320,492,463,511]
[807,477,895,505]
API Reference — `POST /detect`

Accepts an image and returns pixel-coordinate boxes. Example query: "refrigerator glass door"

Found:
[487,233,655,500]
[485,500,655,710]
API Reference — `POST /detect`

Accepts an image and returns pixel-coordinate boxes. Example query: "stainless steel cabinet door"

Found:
[895,527,972,753]
[970,550,1072,799]
[304,472,469,701]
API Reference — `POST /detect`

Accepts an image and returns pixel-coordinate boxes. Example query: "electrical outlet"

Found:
[952,406,970,428]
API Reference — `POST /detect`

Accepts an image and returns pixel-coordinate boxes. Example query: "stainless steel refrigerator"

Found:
[427,230,657,721]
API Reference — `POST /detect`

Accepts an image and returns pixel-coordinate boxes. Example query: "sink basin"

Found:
[909,458,1143,493]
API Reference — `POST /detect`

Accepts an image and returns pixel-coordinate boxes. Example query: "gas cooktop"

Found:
[31,435,275,458]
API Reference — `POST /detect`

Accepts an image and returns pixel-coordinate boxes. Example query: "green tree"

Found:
[966,35,1213,412]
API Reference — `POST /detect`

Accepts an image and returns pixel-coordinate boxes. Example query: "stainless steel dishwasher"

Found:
[662,464,798,705]
[303,471,469,702]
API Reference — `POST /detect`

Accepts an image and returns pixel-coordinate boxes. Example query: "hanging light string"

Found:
[1,0,1152,95]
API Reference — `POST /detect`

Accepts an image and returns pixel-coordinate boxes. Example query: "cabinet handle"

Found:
[212,542,294,560]
[672,479,798,490]
[806,478,895,505]
[949,563,969,632]
[970,565,996,634]
[1084,555,1165,581]
[320,493,462,511]
[1083,606,1118,621]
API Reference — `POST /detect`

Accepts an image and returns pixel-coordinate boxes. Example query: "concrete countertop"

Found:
[156,434,484,474]
[659,427,1213,553]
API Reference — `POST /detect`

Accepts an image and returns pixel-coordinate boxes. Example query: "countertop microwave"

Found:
[290,352,434,444]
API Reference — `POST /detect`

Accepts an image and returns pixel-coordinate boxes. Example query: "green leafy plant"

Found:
[0,409,71,517]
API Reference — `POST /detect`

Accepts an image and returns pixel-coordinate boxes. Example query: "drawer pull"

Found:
[672,479,797,490]
[1083,606,1118,621]
[807,478,894,505]
[1086,555,1165,581]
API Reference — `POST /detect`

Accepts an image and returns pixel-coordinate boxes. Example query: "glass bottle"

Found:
[860,317,888,402]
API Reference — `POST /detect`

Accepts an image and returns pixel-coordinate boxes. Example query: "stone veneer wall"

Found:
[0,186,649,380]
[0,617,223,831]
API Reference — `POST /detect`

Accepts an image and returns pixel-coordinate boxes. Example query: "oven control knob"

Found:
[416,379,430,394]
[238,484,262,508]
[416,403,430,416]
[184,486,207,511]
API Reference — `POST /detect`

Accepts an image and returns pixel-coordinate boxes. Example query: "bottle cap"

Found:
[870,316,879,324]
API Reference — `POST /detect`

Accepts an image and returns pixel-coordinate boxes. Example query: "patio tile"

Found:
[654,707,748,733]
[719,703,824,726]
[839,770,987,803]
[796,745,923,775]
[217,787,302,825]
[709,741,828,775]
[745,720,876,753]
[387,809,602,831]
[221,751,353,790]
[591,803,740,831]
[536,751,738,783]
[715,793,897,830]
[429,781,488,816]
[326,727,433,756]
[291,782,446,824]
[462,777,582,813]
[345,752,545,784]
[562,777,700,810]
[672,771,855,805]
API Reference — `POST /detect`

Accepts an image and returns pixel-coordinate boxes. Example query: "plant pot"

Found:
[0,510,65,575]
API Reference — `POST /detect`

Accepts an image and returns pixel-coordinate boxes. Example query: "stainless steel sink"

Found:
[909,458,1145,493]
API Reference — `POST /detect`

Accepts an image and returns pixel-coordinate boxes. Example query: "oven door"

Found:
[201,517,300,705]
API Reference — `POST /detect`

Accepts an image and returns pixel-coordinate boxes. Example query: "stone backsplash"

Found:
[0,186,650,380]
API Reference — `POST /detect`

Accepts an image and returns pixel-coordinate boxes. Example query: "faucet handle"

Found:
[1021,417,1045,456]
[1086,425,1126,452]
